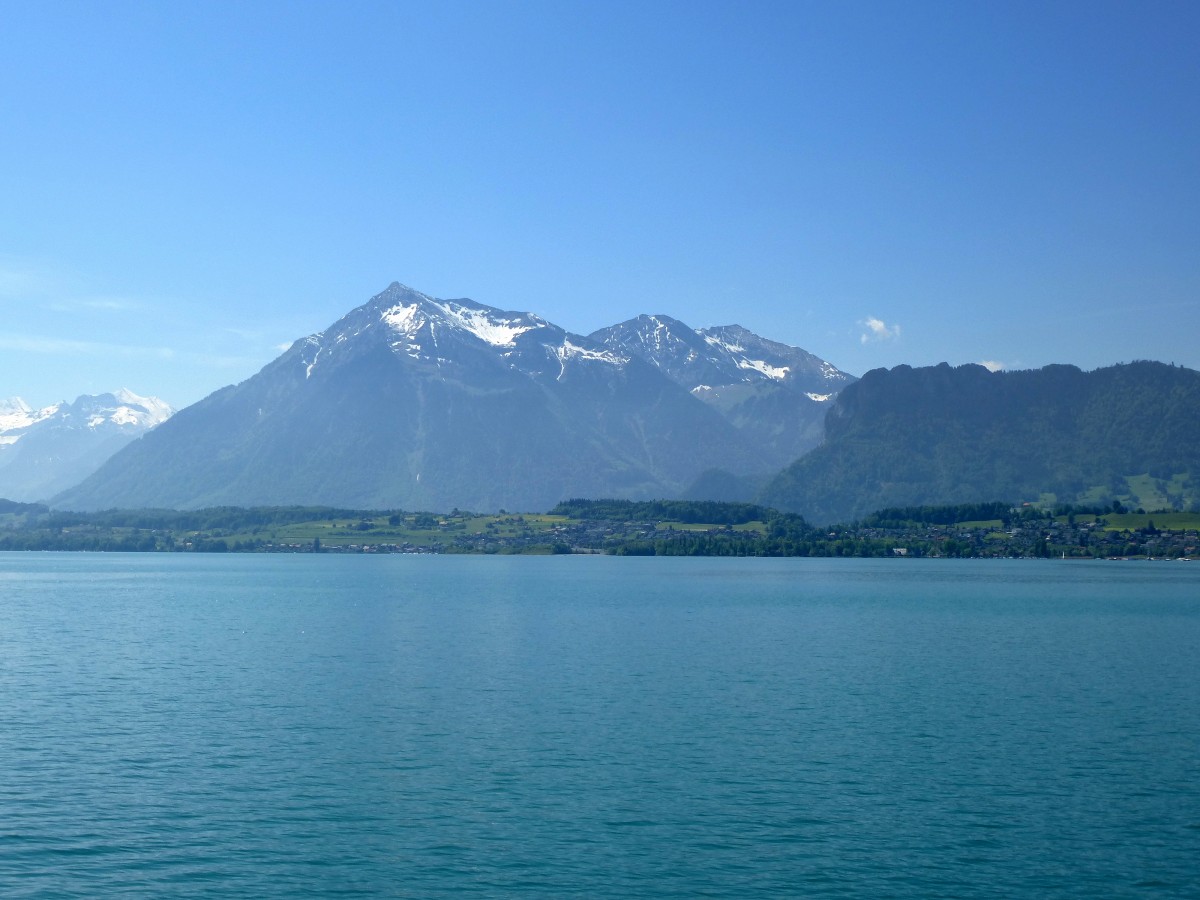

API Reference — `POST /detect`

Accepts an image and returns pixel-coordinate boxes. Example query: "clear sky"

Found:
[3,0,1197,409]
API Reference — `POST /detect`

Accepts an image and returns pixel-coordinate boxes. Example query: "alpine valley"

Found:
[52,283,853,512]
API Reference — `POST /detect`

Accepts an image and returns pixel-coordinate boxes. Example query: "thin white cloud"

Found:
[0,333,173,359]
[192,352,263,369]
[859,316,900,344]
[979,360,1005,372]
[46,296,141,312]
[225,327,265,340]
[229,328,298,355]
[0,332,269,372]
[85,298,135,310]
[0,261,59,300]
[0,261,143,314]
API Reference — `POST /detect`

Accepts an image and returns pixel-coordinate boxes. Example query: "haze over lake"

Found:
[2,554,1197,897]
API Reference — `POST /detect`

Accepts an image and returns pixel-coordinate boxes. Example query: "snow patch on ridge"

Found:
[554,340,625,380]
[738,358,790,380]
[381,299,546,349]
[379,305,427,359]
[806,392,832,402]
[702,334,745,355]
[381,303,423,334]
[297,336,324,378]
[436,301,544,347]
[644,316,682,352]
[83,391,173,429]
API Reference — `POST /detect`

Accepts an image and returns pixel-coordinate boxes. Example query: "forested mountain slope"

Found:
[759,361,1200,524]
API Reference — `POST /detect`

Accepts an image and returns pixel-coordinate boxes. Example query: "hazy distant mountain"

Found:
[591,315,854,471]
[758,361,1200,524]
[54,284,765,512]
[0,390,173,502]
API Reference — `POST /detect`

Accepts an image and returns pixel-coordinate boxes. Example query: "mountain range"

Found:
[16,283,1199,522]
[53,284,851,512]
[0,390,173,502]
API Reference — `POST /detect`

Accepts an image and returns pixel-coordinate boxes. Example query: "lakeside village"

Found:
[1,499,1197,559]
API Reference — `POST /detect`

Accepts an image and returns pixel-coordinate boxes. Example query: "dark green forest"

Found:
[760,361,1200,524]
[549,498,773,525]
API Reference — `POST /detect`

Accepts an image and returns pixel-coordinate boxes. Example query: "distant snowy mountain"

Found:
[55,284,763,512]
[0,390,173,501]
[591,315,855,471]
[0,398,59,445]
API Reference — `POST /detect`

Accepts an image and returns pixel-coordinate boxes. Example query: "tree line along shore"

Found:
[1,499,1196,559]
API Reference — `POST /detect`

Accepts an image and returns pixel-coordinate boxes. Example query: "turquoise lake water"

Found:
[1,554,1198,897]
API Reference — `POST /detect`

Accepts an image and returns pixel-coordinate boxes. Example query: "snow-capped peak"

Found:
[1,397,35,433]
[297,281,853,399]
[0,397,60,441]
[0,390,172,453]
[0,397,32,417]
[68,390,174,430]
[301,282,626,382]
[111,389,173,425]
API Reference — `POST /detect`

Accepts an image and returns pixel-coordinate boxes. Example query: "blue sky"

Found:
[3,0,1197,408]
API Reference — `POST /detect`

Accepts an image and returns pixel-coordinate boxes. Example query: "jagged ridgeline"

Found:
[52,284,850,513]
[591,315,854,470]
[759,361,1200,525]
